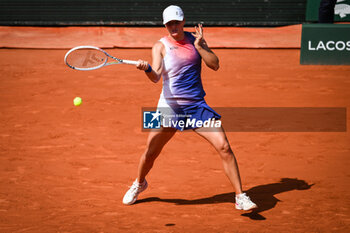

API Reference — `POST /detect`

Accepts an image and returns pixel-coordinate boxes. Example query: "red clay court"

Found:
[0,26,349,232]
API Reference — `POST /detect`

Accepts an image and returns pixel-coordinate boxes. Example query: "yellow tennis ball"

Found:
[73,97,82,106]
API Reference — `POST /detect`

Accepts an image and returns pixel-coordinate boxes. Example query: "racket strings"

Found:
[66,49,107,69]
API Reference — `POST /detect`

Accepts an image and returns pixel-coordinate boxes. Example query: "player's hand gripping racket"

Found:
[64,45,138,71]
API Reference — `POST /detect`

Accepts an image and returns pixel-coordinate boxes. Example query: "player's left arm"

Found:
[192,24,219,71]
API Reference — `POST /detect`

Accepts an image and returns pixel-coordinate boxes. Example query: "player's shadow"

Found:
[136,178,314,220]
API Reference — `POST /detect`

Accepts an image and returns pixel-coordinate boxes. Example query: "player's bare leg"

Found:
[194,123,257,210]
[137,127,177,183]
[123,127,176,205]
[193,125,243,194]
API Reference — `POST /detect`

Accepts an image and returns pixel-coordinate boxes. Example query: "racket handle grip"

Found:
[123,60,138,65]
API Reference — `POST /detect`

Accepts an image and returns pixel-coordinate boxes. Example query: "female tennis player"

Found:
[123,5,257,211]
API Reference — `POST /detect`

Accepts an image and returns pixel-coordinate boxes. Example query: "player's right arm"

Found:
[136,41,164,83]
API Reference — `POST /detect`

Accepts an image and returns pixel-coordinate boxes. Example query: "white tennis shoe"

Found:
[235,193,258,211]
[122,179,148,205]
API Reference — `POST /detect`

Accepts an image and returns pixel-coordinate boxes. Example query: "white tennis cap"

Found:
[162,5,184,24]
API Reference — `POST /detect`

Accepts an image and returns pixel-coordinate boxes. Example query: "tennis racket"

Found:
[64,45,138,71]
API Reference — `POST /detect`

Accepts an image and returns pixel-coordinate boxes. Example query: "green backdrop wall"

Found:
[0,0,306,26]
[300,24,350,65]
[306,0,350,22]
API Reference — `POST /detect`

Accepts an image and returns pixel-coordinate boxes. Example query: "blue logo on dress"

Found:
[143,110,161,129]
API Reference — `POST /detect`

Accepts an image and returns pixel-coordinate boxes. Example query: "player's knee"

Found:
[218,141,231,153]
[217,141,233,160]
